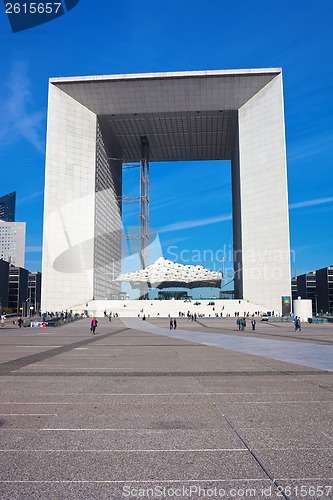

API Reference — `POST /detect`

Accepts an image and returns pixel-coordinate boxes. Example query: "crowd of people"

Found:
[0,310,305,335]
[236,317,257,331]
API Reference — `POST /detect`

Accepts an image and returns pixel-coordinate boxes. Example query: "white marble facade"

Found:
[42,69,291,313]
[234,74,291,312]
[42,85,97,311]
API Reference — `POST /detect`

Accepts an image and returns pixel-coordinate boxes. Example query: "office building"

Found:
[316,266,333,314]
[28,271,42,314]
[0,259,9,311]
[0,191,16,222]
[8,266,29,315]
[291,277,298,302]
[0,221,26,268]
[297,272,317,315]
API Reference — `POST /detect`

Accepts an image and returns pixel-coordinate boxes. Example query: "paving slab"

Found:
[0,316,332,499]
[0,479,281,500]
[1,449,265,481]
[122,318,333,372]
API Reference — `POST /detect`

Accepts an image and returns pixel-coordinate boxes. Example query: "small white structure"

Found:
[293,299,312,322]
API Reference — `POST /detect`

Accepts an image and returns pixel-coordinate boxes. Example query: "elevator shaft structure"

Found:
[140,136,149,298]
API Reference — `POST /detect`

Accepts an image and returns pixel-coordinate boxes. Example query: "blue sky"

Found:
[0,0,332,290]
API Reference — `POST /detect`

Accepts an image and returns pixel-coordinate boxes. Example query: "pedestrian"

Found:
[0,315,5,328]
[18,317,23,328]
[173,318,177,330]
[90,317,98,334]
[108,313,112,322]
[251,319,256,331]
[297,316,302,332]
[293,316,299,332]
[170,318,174,330]
[237,318,241,330]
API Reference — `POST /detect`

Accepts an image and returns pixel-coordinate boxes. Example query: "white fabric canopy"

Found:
[116,257,222,289]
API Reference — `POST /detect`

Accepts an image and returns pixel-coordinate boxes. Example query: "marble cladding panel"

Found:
[237,74,291,312]
[42,85,97,311]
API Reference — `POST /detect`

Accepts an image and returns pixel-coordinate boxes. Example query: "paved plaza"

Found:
[0,317,332,499]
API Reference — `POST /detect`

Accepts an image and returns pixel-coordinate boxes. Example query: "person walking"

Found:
[251,319,256,331]
[18,317,23,328]
[173,318,177,330]
[0,315,5,328]
[90,317,98,334]
[293,316,299,332]
[170,318,174,330]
